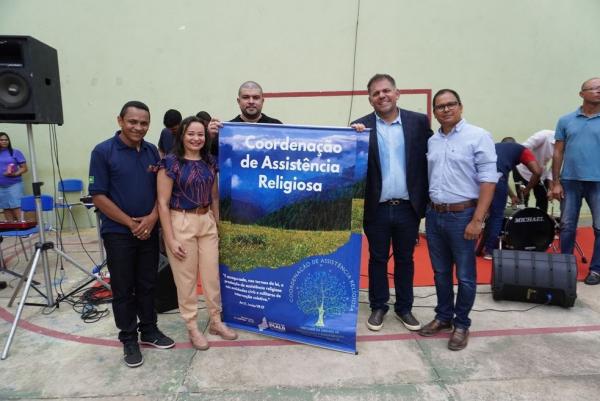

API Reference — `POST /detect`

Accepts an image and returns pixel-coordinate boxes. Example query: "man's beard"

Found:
[242,108,261,120]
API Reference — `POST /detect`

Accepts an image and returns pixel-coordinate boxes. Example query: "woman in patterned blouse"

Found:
[157,116,237,350]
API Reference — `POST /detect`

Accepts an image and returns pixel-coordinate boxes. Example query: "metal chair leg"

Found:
[18,237,29,261]
[68,206,75,230]
[86,207,94,227]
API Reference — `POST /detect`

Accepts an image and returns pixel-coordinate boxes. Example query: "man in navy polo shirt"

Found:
[89,100,175,368]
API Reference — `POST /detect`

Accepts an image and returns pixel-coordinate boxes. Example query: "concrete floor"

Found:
[1,227,600,401]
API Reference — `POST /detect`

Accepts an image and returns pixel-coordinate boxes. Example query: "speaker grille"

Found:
[0,72,30,109]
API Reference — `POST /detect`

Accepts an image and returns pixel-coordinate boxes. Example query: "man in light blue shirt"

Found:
[551,77,600,285]
[352,74,432,332]
[377,114,408,201]
[418,89,497,351]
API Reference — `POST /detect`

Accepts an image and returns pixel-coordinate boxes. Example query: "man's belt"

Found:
[171,206,210,215]
[430,200,477,213]
[381,198,410,206]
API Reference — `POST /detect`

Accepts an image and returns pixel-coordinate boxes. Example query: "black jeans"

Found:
[103,231,159,344]
[364,201,419,314]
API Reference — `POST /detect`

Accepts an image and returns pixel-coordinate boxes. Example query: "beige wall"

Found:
[1,0,599,208]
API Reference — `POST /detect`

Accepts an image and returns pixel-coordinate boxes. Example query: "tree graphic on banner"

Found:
[297,270,349,327]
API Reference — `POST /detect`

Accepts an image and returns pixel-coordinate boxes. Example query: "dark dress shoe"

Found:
[584,271,600,285]
[367,309,386,331]
[448,328,469,351]
[418,319,453,337]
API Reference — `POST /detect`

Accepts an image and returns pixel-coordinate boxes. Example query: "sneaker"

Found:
[483,253,493,261]
[366,309,386,331]
[584,271,600,285]
[395,311,422,331]
[140,329,175,349]
[123,342,143,368]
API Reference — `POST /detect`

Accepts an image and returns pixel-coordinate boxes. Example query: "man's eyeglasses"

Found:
[582,86,600,92]
[434,101,460,112]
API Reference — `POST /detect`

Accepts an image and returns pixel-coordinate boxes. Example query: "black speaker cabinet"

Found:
[0,36,63,124]
[155,253,179,313]
[491,250,577,307]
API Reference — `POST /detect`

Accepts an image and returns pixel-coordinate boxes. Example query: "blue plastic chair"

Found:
[1,194,55,260]
[21,194,54,213]
[56,179,93,229]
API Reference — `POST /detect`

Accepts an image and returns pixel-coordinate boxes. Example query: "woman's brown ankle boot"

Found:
[188,328,209,350]
[208,320,238,341]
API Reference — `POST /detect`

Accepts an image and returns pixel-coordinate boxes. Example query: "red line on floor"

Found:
[2,305,599,350]
[357,324,600,342]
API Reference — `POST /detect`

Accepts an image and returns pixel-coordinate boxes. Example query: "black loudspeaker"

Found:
[155,253,179,313]
[491,250,577,307]
[0,36,63,124]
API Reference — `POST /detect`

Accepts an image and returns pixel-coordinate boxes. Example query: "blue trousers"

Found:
[559,180,600,273]
[484,177,508,253]
[425,207,477,329]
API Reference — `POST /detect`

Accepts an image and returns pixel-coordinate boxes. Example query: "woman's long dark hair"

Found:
[0,132,14,156]
[172,116,213,166]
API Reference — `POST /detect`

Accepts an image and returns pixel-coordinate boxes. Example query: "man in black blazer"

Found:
[352,74,432,331]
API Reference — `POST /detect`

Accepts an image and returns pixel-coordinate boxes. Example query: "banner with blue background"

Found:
[218,122,368,353]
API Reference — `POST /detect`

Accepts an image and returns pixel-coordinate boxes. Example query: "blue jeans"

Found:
[484,177,508,253]
[425,207,477,329]
[364,201,419,314]
[559,180,600,273]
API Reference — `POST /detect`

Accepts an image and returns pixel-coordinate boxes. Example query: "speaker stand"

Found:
[1,124,110,360]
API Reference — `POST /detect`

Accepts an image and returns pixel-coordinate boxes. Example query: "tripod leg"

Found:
[52,248,110,290]
[8,248,52,307]
[55,277,95,304]
[7,259,34,308]
[1,247,43,360]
